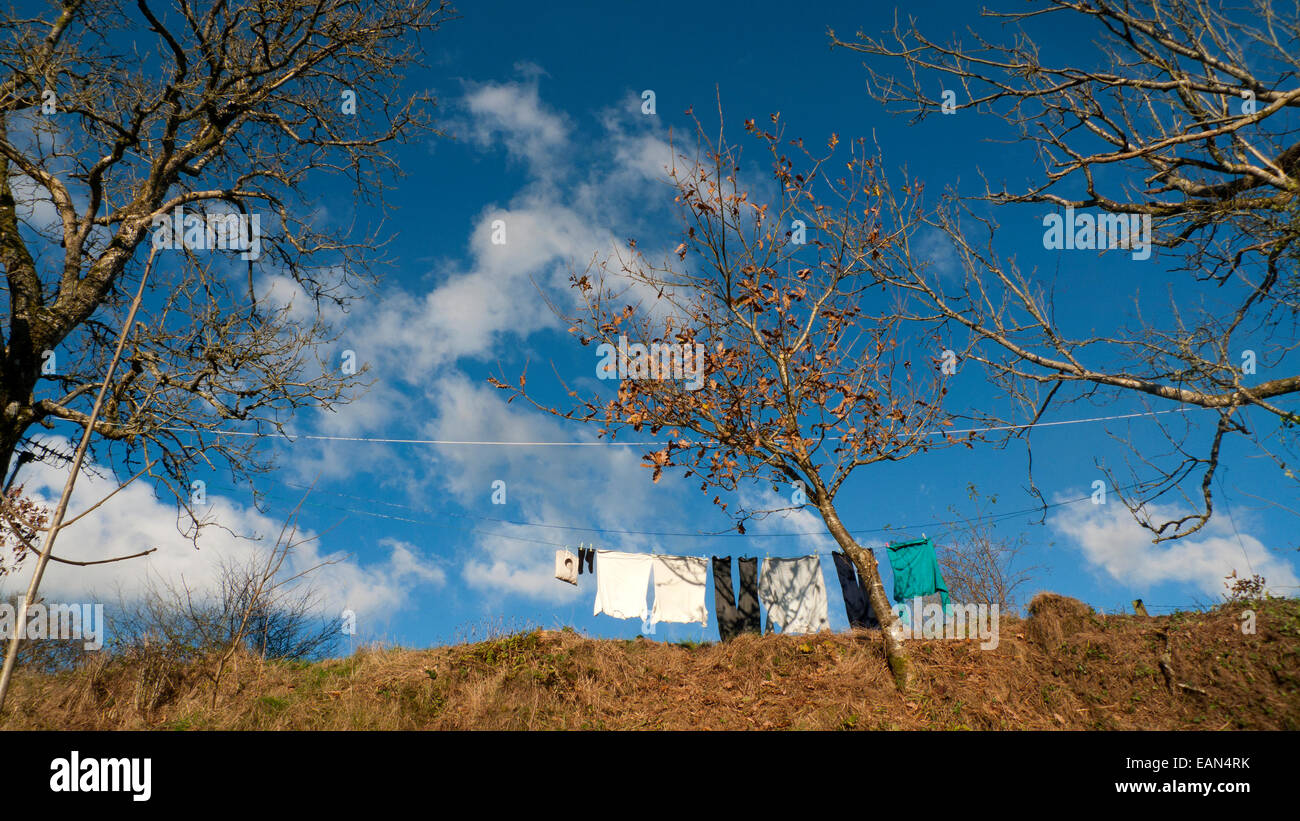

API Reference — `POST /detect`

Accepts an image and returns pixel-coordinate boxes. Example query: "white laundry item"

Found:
[555,549,578,585]
[758,556,830,635]
[650,555,709,627]
[593,550,654,621]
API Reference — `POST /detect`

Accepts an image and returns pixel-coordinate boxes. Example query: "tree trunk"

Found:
[0,421,19,489]
[818,501,910,690]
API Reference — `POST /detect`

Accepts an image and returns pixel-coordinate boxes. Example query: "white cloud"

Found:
[276,83,687,450]
[462,77,570,171]
[0,452,446,624]
[1049,495,1299,597]
[914,226,962,280]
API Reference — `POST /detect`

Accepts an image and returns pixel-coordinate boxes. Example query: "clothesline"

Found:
[583,539,950,637]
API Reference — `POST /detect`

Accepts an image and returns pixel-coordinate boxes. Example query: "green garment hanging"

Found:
[885,537,950,609]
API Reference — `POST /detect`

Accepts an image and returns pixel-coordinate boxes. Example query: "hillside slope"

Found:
[4,596,1297,730]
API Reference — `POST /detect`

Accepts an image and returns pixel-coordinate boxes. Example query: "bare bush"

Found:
[111,493,341,704]
[938,484,1039,612]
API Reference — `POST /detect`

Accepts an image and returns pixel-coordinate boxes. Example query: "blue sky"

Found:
[8,0,1299,650]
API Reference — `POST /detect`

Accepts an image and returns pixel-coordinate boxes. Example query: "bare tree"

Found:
[212,556,340,662]
[0,0,455,527]
[180,490,338,705]
[831,0,1300,539]
[937,483,1038,612]
[493,112,972,688]
[115,549,340,665]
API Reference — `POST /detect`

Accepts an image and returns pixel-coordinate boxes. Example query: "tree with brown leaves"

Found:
[0,484,50,577]
[493,113,971,688]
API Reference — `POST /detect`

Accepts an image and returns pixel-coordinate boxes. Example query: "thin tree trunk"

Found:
[818,501,910,690]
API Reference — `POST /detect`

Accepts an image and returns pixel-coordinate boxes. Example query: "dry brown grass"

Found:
[3,596,1297,730]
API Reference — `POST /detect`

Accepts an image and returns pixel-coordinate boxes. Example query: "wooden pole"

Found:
[0,248,157,713]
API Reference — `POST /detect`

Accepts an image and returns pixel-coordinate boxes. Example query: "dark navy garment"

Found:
[833,552,879,629]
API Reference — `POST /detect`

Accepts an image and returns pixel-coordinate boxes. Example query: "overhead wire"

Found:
[159,406,1197,447]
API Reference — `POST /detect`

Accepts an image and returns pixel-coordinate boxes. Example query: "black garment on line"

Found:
[833,551,879,629]
[577,548,594,575]
[712,557,740,641]
[713,556,762,641]
[736,557,760,635]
